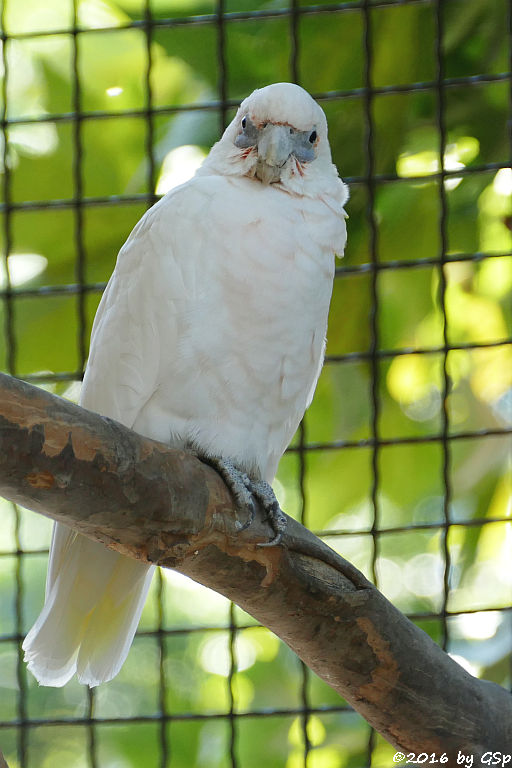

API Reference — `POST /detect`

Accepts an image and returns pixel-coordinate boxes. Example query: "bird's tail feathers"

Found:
[23,525,154,687]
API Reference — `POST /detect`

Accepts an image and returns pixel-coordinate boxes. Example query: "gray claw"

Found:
[198,455,255,530]
[198,453,287,546]
[235,505,256,532]
[256,501,287,547]
[246,482,287,547]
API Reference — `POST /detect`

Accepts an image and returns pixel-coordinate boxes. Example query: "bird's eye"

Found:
[309,130,317,144]
[241,117,247,129]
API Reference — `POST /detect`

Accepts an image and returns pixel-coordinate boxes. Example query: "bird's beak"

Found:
[258,124,292,166]
[256,124,292,184]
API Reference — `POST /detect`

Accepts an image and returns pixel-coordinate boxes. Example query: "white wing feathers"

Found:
[80,207,162,425]
[23,207,166,687]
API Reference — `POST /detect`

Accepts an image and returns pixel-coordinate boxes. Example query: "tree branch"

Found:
[0,372,510,760]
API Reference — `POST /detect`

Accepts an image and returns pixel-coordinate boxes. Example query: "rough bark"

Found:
[0,371,510,762]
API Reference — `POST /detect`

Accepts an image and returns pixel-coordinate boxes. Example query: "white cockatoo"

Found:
[23,82,348,687]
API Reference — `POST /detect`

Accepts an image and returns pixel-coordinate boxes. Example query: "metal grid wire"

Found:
[0,0,511,766]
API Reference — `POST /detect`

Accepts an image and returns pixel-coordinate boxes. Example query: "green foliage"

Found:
[0,0,511,765]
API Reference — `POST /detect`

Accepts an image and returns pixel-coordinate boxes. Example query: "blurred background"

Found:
[0,0,511,765]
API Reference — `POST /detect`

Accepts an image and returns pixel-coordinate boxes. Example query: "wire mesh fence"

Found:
[0,0,511,766]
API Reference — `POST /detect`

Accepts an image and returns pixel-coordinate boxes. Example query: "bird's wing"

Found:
[27,196,187,687]
[79,208,165,425]
[45,201,169,601]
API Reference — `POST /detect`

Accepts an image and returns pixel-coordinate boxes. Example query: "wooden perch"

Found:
[0,371,510,761]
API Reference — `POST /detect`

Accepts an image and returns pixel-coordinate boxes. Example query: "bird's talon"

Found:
[257,531,283,548]
[198,453,287,545]
[236,503,256,532]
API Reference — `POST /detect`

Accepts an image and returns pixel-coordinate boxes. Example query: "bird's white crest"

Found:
[23,83,348,688]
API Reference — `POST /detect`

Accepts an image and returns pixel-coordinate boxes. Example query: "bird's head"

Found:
[201,83,346,200]
[232,83,327,186]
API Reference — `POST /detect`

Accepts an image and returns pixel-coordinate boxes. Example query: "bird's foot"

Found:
[200,455,286,547]
[206,456,256,528]
[245,478,287,548]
